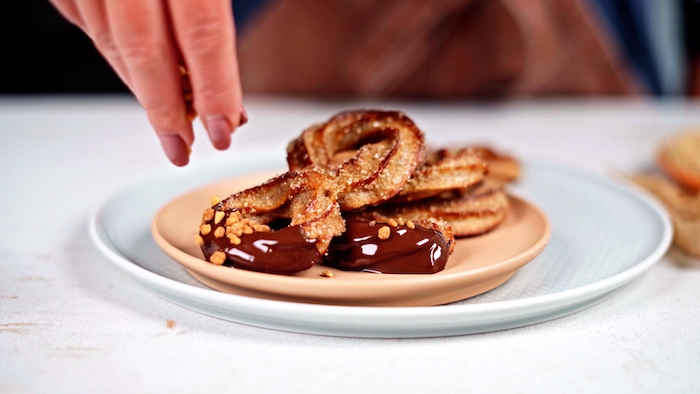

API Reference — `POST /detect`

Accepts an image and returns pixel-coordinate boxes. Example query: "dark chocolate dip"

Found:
[323,219,449,274]
[201,224,320,275]
[201,218,449,275]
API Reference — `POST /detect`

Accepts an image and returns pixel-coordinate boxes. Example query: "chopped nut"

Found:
[199,224,212,235]
[397,217,404,226]
[194,234,204,246]
[228,234,241,245]
[186,108,197,123]
[253,224,271,232]
[202,208,215,222]
[225,211,242,225]
[406,220,415,229]
[214,227,225,238]
[210,195,221,206]
[214,211,225,225]
[320,270,334,278]
[368,220,376,227]
[378,226,391,240]
[242,225,254,234]
[209,251,226,265]
[387,218,398,227]
[229,224,243,237]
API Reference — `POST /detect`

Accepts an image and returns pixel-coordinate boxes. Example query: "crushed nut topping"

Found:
[210,195,221,206]
[253,224,271,232]
[378,226,391,240]
[214,211,225,225]
[214,227,225,238]
[406,220,415,229]
[227,233,241,245]
[368,220,376,227]
[388,218,398,227]
[231,223,242,234]
[320,270,334,278]
[199,224,212,235]
[397,217,405,226]
[194,234,204,246]
[180,66,197,122]
[225,211,242,225]
[203,208,215,222]
[209,251,226,265]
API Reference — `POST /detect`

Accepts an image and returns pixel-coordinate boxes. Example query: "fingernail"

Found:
[205,117,232,150]
[157,134,190,166]
[239,107,249,127]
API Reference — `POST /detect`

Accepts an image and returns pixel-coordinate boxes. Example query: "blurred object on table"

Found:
[633,129,700,259]
[634,174,700,259]
[657,130,700,192]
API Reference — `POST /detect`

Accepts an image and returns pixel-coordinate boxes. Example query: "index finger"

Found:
[167,0,243,150]
[106,0,194,166]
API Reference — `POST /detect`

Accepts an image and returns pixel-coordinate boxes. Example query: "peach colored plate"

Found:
[152,170,551,307]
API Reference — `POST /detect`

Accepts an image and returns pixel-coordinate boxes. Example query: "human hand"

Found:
[49,0,246,166]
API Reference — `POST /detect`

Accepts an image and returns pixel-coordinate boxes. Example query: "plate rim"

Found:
[88,158,673,321]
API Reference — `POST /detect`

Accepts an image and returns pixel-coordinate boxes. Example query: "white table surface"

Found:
[1,96,699,393]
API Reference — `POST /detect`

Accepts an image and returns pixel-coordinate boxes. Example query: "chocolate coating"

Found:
[201,225,320,275]
[201,218,449,275]
[323,219,450,274]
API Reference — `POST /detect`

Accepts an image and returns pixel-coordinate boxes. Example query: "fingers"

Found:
[48,0,85,28]
[50,0,246,166]
[106,0,193,166]
[167,0,243,150]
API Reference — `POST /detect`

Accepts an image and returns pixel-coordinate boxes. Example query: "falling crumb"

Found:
[320,270,334,278]
[378,226,390,240]
[194,235,204,246]
[210,195,221,205]
[166,320,176,329]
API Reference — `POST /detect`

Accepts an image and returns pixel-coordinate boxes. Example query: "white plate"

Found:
[89,157,672,338]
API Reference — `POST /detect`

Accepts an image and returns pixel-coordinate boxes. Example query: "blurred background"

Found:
[1,0,268,94]
[1,0,699,97]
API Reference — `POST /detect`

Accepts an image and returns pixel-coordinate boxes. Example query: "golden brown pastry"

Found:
[657,130,700,192]
[198,110,520,274]
[287,110,425,210]
[633,174,700,258]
